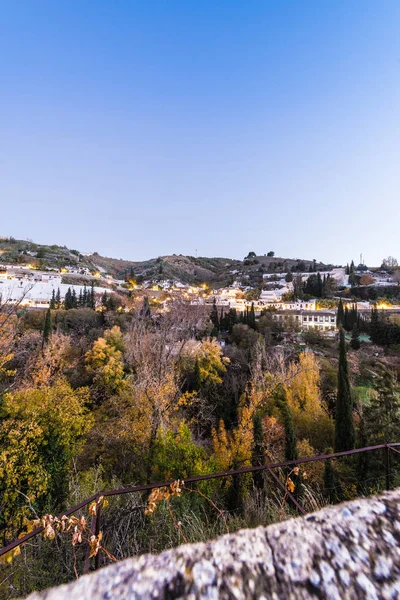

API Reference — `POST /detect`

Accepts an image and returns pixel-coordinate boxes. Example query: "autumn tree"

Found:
[359,274,374,286]
[121,306,209,482]
[0,378,92,537]
[85,326,126,397]
[283,350,333,449]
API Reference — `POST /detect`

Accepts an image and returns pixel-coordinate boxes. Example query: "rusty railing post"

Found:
[94,498,101,571]
[83,493,99,575]
[384,444,390,490]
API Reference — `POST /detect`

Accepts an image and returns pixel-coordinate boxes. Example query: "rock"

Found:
[27,489,400,600]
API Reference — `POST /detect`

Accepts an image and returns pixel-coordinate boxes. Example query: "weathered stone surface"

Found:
[27,489,400,599]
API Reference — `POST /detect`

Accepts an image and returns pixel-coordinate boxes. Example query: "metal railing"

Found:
[1,442,399,573]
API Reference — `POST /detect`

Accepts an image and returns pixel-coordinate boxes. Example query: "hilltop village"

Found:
[1,240,400,339]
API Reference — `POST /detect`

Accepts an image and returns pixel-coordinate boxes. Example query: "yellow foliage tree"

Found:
[283,351,334,449]
[0,379,93,537]
[85,327,126,395]
[212,397,253,472]
[25,333,75,388]
[0,420,49,537]
[181,339,229,385]
[0,313,17,383]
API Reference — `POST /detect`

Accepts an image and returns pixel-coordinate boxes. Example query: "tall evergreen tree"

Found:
[64,288,73,310]
[350,323,360,350]
[49,289,56,310]
[285,271,293,283]
[249,302,256,329]
[334,329,355,452]
[363,365,400,445]
[55,288,61,309]
[277,389,298,462]
[210,298,219,333]
[317,272,323,297]
[82,285,88,308]
[42,308,52,349]
[343,305,349,330]
[337,298,344,327]
[141,296,151,319]
[89,284,95,309]
[71,288,77,309]
[101,291,108,310]
[227,308,237,333]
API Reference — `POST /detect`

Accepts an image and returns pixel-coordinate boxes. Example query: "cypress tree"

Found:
[343,306,349,330]
[336,298,344,327]
[90,284,95,309]
[64,288,72,310]
[42,308,52,349]
[226,308,237,332]
[71,288,77,309]
[210,298,219,332]
[277,389,298,463]
[82,285,88,308]
[370,307,380,344]
[249,302,256,329]
[350,323,360,350]
[101,291,108,310]
[56,288,61,309]
[334,329,355,452]
[141,296,151,319]
[78,289,83,308]
[49,289,56,310]
[317,272,323,297]
[363,365,400,445]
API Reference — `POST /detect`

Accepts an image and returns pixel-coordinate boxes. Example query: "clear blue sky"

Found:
[1,1,399,266]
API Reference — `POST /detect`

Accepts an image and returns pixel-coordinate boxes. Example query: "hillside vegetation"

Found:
[0,237,329,285]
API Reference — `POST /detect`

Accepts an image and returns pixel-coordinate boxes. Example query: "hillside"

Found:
[0,237,331,286]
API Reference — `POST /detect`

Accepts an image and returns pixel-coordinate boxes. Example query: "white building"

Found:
[272,309,337,334]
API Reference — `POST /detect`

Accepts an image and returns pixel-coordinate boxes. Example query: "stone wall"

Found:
[27,488,400,599]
